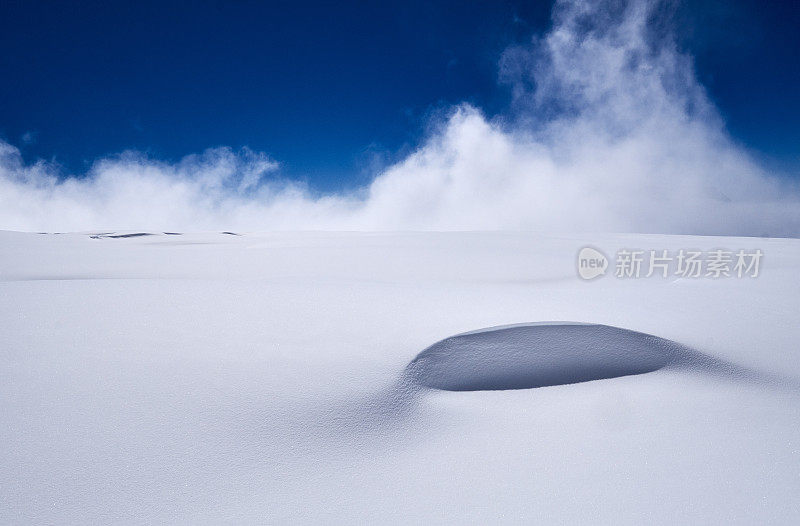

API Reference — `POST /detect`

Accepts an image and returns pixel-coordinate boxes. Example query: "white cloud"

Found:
[20,131,37,145]
[1,0,798,235]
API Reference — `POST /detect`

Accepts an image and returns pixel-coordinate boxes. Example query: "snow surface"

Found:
[2,230,800,524]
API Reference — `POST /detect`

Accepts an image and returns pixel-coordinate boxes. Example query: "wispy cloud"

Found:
[1,0,798,235]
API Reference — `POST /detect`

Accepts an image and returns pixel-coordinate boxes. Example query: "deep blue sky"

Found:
[0,0,798,189]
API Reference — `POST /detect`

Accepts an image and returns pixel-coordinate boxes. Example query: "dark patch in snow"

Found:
[406,322,777,391]
[90,233,154,239]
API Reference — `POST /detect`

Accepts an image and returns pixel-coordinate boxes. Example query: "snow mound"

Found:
[406,323,681,391]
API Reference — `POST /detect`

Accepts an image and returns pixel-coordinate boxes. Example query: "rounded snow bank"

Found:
[407,322,680,391]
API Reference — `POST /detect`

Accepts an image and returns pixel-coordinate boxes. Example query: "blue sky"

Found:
[1,0,798,190]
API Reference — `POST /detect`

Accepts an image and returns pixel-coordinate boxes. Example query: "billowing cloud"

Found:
[1,0,798,235]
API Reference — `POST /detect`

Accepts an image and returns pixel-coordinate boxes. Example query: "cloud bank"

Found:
[2,0,799,236]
